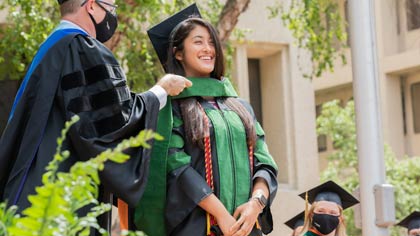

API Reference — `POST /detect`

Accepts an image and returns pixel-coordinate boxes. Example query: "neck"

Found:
[62,13,96,37]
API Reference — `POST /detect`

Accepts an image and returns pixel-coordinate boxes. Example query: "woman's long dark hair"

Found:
[167,18,257,149]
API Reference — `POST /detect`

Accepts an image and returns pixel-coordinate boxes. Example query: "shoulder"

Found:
[68,34,118,64]
[233,97,256,118]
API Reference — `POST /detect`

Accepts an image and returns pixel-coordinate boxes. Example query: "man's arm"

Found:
[149,74,192,110]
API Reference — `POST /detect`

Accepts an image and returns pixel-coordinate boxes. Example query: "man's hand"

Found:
[229,200,262,236]
[157,74,192,96]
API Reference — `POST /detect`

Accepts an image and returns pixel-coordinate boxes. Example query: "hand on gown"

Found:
[157,74,192,96]
[230,200,262,236]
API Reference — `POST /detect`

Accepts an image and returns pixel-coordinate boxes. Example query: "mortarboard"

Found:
[397,211,420,231]
[147,3,201,71]
[299,180,359,210]
[284,211,305,230]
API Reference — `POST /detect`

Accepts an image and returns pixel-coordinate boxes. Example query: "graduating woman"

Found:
[134,4,278,236]
[298,181,359,236]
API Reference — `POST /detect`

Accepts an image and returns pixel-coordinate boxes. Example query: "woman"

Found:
[298,181,359,236]
[135,4,278,236]
[397,211,420,236]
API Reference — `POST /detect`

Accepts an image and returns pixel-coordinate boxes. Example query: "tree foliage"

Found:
[0,0,247,91]
[268,0,347,79]
[317,100,420,236]
[0,116,162,236]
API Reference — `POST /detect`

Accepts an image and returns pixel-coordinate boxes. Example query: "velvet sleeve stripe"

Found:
[67,86,130,114]
[61,64,125,91]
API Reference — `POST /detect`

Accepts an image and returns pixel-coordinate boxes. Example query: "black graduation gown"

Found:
[0,33,159,232]
[166,98,278,236]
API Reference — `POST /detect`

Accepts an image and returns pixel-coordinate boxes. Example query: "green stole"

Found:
[134,77,238,236]
[304,230,321,236]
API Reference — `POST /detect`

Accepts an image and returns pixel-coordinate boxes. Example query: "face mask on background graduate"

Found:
[311,212,340,235]
[85,0,118,43]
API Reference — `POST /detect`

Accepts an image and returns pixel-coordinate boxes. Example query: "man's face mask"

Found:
[312,213,340,235]
[88,1,118,43]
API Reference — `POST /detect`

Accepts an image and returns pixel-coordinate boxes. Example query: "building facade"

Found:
[233,0,420,234]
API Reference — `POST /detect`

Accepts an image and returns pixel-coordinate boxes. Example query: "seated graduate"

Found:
[397,211,420,236]
[298,180,359,236]
[284,211,305,236]
[133,3,278,236]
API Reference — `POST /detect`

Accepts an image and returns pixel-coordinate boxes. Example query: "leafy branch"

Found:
[0,116,161,236]
[269,0,348,79]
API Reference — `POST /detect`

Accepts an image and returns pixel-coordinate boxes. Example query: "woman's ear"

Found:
[175,49,183,61]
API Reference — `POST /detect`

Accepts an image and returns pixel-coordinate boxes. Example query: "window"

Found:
[316,105,327,152]
[401,77,407,135]
[411,82,420,133]
[406,0,420,31]
[248,59,263,125]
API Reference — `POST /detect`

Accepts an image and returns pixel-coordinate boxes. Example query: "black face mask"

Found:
[312,213,340,235]
[89,9,118,43]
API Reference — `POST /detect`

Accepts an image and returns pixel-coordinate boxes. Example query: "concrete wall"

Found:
[234,0,320,235]
[235,0,420,234]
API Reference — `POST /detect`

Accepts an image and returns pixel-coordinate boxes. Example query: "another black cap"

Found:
[57,0,68,4]
[284,211,305,230]
[299,180,359,210]
[397,211,420,231]
[147,3,201,71]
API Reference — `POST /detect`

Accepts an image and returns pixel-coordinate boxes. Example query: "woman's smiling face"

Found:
[175,25,215,77]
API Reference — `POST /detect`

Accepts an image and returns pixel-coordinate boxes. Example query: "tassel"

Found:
[206,213,211,235]
[256,219,261,229]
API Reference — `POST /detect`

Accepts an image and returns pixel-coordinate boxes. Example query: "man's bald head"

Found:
[60,0,84,16]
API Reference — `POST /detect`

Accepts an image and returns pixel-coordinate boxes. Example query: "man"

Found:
[0,0,191,232]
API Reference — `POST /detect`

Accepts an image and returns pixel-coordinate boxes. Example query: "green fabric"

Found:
[173,77,238,99]
[168,133,184,149]
[134,100,172,236]
[167,151,191,173]
[254,122,278,171]
[134,77,237,236]
[173,115,183,128]
[206,109,251,214]
[304,231,319,236]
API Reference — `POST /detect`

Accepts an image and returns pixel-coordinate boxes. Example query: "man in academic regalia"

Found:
[0,0,191,233]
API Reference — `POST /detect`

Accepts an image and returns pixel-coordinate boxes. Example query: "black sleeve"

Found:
[165,100,213,232]
[58,35,160,206]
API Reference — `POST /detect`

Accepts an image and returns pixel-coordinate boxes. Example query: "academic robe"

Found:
[0,30,159,234]
[135,78,278,236]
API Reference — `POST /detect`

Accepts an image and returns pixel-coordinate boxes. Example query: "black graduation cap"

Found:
[397,211,420,231]
[298,180,359,210]
[147,3,201,71]
[284,211,305,230]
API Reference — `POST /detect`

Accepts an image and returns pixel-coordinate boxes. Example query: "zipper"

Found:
[217,107,237,212]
